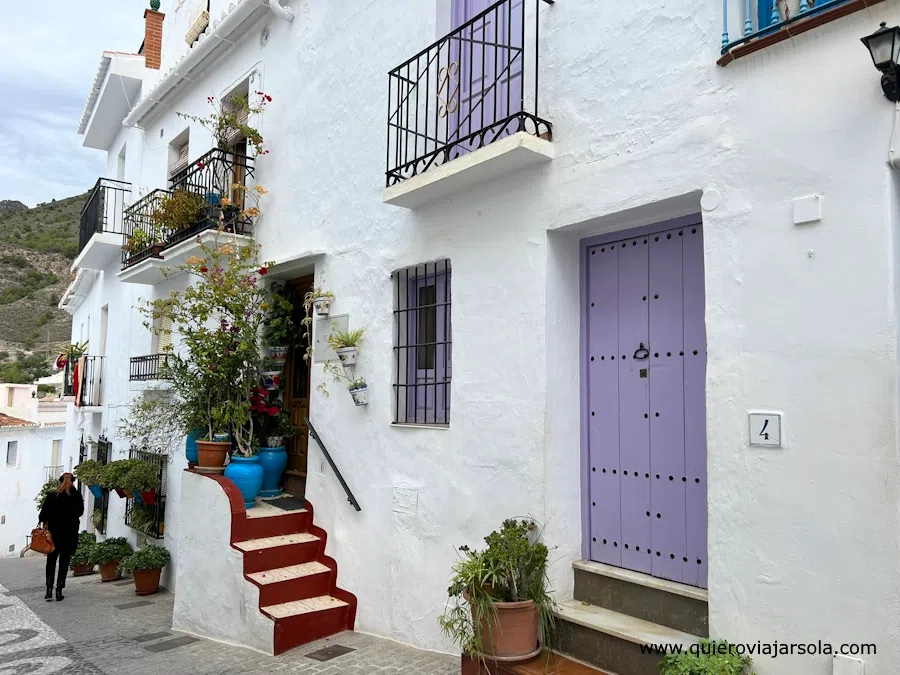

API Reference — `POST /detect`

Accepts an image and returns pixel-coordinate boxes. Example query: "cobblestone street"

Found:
[0,557,457,674]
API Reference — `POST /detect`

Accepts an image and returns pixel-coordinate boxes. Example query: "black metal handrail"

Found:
[129,354,173,382]
[122,189,171,268]
[305,417,361,512]
[386,0,553,186]
[79,178,131,255]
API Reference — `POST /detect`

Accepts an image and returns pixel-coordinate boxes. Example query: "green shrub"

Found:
[35,478,58,512]
[91,537,133,565]
[658,640,754,675]
[74,460,103,486]
[99,459,144,490]
[70,532,97,568]
[120,461,159,492]
[120,544,171,573]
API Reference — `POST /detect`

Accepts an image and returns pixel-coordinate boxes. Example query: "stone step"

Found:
[248,561,333,606]
[555,600,701,675]
[462,652,615,675]
[235,533,322,574]
[248,561,330,584]
[573,560,708,637]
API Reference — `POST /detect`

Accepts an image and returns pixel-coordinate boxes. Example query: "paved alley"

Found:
[0,557,457,674]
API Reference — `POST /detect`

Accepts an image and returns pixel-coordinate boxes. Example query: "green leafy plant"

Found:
[120,544,171,573]
[328,326,365,349]
[348,377,367,391]
[35,479,58,512]
[57,340,88,368]
[128,504,154,534]
[658,640,754,675]
[176,92,271,155]
[301,287,334,363]
[118,391,185,454]
[99,460,145,490]
[263,282,296,347]
[91,508,104,531]
[69,532,97,568]
[143,237,273,456]
[439,519,556,660]
[120,461,159,493]
[73,459,103,486]
[150,190,205,235]
[91,537,133,565]
[122,227,154,255]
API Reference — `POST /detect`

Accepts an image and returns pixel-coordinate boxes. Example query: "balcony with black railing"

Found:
[385,0,553,208]
[119,149,257,283]
[77,178,131,269]
[129,354,173,382]
[63,356,105,408]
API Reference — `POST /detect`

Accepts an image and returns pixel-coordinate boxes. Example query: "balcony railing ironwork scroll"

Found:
[79,178,131,255]
[386,0,553,187]
[122,189,171,268]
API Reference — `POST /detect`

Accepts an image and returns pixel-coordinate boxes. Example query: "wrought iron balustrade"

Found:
[65,356,104,407]
[122,189,171,268]
[386,0,553,187]
[721,0,849,53]
[168,148,257,246]
[129,354,173,382]
[79,178,131,255]
[124,448,167,539]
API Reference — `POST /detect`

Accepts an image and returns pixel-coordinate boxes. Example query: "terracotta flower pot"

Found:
[99,561,122,582]
[72,564,94,577]
[476,599,539,660]
[196,440,231,468]
[132,568,162,596]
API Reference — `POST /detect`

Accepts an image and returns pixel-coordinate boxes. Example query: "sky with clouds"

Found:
[0,0,149,206]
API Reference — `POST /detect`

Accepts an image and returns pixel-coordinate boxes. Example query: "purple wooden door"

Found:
[585,222,707,588]
[449,0,524,150]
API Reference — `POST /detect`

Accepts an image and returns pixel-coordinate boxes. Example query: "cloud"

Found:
[0,0,148,206]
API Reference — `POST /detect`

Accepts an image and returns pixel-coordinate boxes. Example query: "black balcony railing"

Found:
[122,189,171,268]
[79,178,131,255]
[168,148,257,246]
[386,0,553,187]
[124,448,167,539]
[129,354,173,382]
[64,356,104,407]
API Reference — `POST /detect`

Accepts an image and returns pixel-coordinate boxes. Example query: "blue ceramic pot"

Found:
[224,456,264,509]
[89,485,104,500]
[258,446,288,498]
[185,429,203,465]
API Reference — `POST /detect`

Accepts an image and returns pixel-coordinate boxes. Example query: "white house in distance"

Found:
[62,0,900,672]
[0,383,69,558]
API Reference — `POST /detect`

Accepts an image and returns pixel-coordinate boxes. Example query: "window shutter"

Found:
[169,143,190,177]
[225,105,249,147]
[157,316,174,352]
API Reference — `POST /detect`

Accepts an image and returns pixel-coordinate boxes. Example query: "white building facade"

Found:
[62,0,900,673]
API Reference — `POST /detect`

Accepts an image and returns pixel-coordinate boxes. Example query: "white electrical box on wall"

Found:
[749,412,782,448]
[314,314,348,363]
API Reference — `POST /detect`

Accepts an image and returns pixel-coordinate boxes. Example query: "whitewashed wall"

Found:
[64,0,900,672]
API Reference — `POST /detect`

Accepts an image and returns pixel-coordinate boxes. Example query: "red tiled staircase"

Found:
[206,475,357,655]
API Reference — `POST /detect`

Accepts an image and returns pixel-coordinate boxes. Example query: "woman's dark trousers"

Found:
[45,551,70,589]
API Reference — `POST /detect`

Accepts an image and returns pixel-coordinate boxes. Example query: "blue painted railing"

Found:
[721,0,853,52]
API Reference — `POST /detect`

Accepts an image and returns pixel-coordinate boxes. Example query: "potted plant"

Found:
[659,640,753,675]
[56,340,88,370]
[74,460,104,499]
[70,532,97,577]
[264,282,295,368]
[35,478,59,513]
[150,190,205,239]
[329,326,365,367]
[304,286,334,318]
[251,388,295,498]
[122,227,157,261]
[348,377,369,406]
[92,537,134,582]
[91,508,104,532]
[261,370,282,390]
[120,544,171,596]
[99,459,144,498]
[121,461,160,506]
[439,519,556,662]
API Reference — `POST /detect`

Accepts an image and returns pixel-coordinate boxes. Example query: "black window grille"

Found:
[124,448,167,540]
[95,437,111,535]
[392,260,452,425]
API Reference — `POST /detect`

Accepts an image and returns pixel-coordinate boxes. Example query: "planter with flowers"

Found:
[120,544,171,596]
[145,235,272,500]
[92,537,134,582]
[264,281,295,370]
[73,460,104,500]
[251,387,297,498]
[348,378,369,406]
[120,461,160,506]
[303,286,334,319]
[70,531,97,577]
[99,459,145,499]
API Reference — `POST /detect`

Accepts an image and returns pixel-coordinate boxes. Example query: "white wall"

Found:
[64,0,900,672]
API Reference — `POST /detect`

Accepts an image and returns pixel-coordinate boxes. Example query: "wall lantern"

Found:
[862,22,900,101]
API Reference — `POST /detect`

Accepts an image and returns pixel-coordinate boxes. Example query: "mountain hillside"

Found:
[0,193,87,383]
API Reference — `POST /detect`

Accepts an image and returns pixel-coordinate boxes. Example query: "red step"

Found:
[235,533,322,574]
[248,562,333,606]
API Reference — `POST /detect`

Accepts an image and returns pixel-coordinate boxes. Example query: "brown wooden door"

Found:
[281,275,313,496]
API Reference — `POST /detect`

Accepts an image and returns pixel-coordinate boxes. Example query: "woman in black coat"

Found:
[38,473,84,601]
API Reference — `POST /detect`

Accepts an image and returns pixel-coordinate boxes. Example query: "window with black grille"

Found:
[393,260,452,425]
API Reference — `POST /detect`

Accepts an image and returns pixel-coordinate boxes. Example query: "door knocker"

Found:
[633,343,650,360]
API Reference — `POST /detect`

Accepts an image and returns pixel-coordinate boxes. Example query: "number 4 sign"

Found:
[749,413,782,448]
